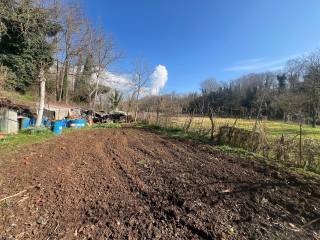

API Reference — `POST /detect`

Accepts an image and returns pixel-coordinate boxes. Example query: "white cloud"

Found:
[224,54,301,72]
[236,57,266,65]
[150,65,168,95]
[92,70,133,91]
[89,65,169,96]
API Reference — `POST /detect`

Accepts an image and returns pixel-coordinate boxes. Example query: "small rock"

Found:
[78,226,84,233]
[228,226,235,235]
[37,216,47,225]
[222,189,231,193]
[261,197,268,205]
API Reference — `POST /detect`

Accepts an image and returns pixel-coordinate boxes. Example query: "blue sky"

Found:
[83,0,320,93]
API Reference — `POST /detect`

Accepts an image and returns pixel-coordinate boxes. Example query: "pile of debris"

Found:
[82,110,132,124]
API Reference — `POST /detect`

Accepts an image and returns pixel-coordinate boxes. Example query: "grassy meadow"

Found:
[169,116,320,140]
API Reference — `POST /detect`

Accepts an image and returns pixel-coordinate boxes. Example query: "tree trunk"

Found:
[134,90,140,122]
[58,60,66,102]
[134,103,139,122]
[92,71,101,112]
[209,108,215,140]
[64,67,69,104]
[60,53,69,102]
[156,109,160,124]
[55,59,60,101]
[283,112,288,123]
[312,112,317,128]
[36,69,46,127]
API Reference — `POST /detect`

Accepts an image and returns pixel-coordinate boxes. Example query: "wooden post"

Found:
[300,123,302,165]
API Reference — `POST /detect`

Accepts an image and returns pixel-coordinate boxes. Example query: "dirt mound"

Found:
[0,128,319,239]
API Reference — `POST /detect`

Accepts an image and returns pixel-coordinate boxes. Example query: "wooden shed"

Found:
[0,98,35,134]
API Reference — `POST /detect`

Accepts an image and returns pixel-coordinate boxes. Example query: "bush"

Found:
[268,137,320,173]
[215,126,263,151]
[216,126,320,174]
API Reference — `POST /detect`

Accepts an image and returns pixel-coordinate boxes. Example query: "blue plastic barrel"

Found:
[21,118,31,129]
[68,119,87,128]
[52,120,63,135]
[42,117,51,128]
[61,119,68,128]
[30,118,36,127]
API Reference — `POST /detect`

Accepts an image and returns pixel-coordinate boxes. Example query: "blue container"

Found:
[68,119,87,129]
[30,118,37,127]
[21,117,31,129]
[52,120,64,135]
[61,119,68,128]
[40,117,51,128]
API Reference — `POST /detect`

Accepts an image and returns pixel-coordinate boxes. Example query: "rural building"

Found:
[0,98,35,134]
[42,103,81,120]
[0,108,18,134]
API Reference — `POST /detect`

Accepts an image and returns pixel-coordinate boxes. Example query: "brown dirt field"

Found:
[0,128,319,240]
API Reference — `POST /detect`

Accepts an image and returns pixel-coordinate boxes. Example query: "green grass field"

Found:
[170,117,320,139]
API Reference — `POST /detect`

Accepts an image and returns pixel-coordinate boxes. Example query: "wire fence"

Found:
[140,113,320,174]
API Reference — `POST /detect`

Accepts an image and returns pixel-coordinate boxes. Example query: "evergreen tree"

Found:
[0,0,61,92]
[277,74,287,92]
[109,89,123,111]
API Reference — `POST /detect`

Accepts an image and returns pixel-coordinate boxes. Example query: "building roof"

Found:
[0,97,32,111]
[0,97,35,117]
[43,102,81,111]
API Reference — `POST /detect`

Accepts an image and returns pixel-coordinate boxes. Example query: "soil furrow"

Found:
[0,128,319,240]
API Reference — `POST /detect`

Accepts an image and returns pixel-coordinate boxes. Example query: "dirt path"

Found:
[0,128,319,240]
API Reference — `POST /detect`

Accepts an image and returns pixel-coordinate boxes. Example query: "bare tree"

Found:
[120,91,136,122]
[131,60,150,122]
[89,29,119,111]
[301,51,320,127]
[58,3,83,103]
[200,78,220,94]
[43,0,64,101]
[285,58,304,89]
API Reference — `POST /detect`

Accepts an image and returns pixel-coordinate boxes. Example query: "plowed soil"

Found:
[0,128,319,240]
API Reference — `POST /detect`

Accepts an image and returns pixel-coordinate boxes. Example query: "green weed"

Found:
[0,128,54,152]
[138,159,147,166]
[93,122,121,129]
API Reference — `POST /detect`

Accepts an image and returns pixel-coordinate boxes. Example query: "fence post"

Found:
[299,123,302,166]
